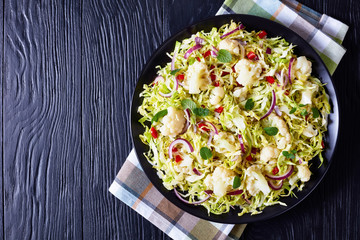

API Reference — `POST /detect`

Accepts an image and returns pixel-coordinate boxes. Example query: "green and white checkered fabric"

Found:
[217,0,348,75]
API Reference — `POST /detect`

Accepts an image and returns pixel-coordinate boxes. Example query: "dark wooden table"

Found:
[0,0,359,239]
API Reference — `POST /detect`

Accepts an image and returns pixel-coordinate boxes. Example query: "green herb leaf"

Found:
[151,109,168,123]
[188,57,195,65]
[282,151,295,159]
[216,49,232,63]
[289,107,296,114]
[233,176,241,189]
[312,107,320,118]
[299,104,306,107]
[290,150,297,154]
[193,107,210,116]
[301,109,308,116]
[245,98,254,110]
[170,69,181,75]
[264,127,279,136]
[181,99,197,111]
[200,147,212,160]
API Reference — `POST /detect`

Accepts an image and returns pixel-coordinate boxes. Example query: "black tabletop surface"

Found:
[0,0,359,239]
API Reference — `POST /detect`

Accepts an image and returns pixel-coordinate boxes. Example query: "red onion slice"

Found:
[204,190,213,195]
[154,75,164,85]
[192,168,202,176]
[268,180,283,190]
[231,155,239,162]
[211,46,218,57]
[288,57,295,84]
[207,131,214,146]
[274,105,282,117]
[266,47,272,54]
[227,189,243,196]
[159,77,179,98]
[220,24,244,39]
[184,44,202,59]
[236,40,247,45]
[168,138,194,159]
[179,110,191,135]
[195,37,205,45]
[266,165,294,180]
[197,121,218,135]
[237,134,246,154]
[174,188,210,205]
[260,90,276,120]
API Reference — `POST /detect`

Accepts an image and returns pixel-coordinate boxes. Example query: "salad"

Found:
[138,21,330,216]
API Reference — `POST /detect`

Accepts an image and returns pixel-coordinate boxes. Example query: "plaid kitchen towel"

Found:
[110,1,348,239]
[217,0,348,74]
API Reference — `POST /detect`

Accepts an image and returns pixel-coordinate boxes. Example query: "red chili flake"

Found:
[203,50,211,58]
[258,30,267,39]
[251,148,258,154]
[172,147,178,152]
[305,114,310,121]
[198,123,210,132]
[284,89,290,96]
[176,74,184,81]
[266,76,275,84]
[236,82,244,87]
[196,57,201,62]
[175,155,183,163]
[272,167,279,175]
[213,81,220,87]
[210,65,215,70]
[210,73,216,81]
[150,127,158,139]
[246,155,253,161]
[201,105,205,108]
[214,106,224,114]
[321,140,325,149]
[232,66,236,72]
[247,51,256,60]
[221,71,230,77]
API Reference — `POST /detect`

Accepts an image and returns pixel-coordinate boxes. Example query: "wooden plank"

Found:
[81,0,168,239]
[0,1,4,239]
[3,0,82,238]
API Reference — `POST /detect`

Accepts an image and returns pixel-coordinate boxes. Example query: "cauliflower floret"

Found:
[302,124,318,138]
[204,166,236,197]
[185,61,210,94]
[297,165,311,182]
[260,146,280,164]
[218,39,243,56]
[159,107,186,137]
[268,113,291,149]
[233,87,248,101]
[209,87,225,105]
[293,56,312,80]
[245,165,271,196]
[299,82,319,105]
[213,132,238,154]
[234,59,262,87]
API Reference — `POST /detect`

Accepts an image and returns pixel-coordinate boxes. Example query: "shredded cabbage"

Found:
[138,21,330,216]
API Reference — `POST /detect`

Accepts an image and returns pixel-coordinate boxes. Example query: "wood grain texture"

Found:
[81,0,167,239]
[3,0,82,239]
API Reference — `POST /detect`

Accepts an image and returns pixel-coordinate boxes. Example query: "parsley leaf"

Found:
[264,127,278,136]
[289,107,296,114]
[312,107,320,118]
[170,69,181,75]
[299,104,306,107]
[282,151,295,159]
[301,109,308,116]
[216,49,232,63]
[245,98,254,110]
[200,147,212,160]
[233,176,241,189]
[181,99,197,111]
[151,109,168,123]
[193,107,210,116]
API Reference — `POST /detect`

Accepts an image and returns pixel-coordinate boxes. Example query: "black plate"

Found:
[130,14,339,224]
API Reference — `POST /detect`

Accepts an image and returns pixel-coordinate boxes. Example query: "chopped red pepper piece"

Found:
[176,74,184,81]
[284,89,290,96]
[221,71,230,77]
[214,106,224,114]
[196,57,201,62]
[172,147,178,152]
[247,51,256,60]
[232,66,236,72]
[150,127,158,139]
[210,65,215,70]
[321,140,325,149]
[203,50,211,58]
[258,30,267,39]
[198,123,210,132]
[305,114,310,121]
[266,76,275,84]
[175,155,183,163]
[251,148,258,154]
[213,81,220,87]
[210,73,216,81]
[246,155,253,161]
[272,167,279,175]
